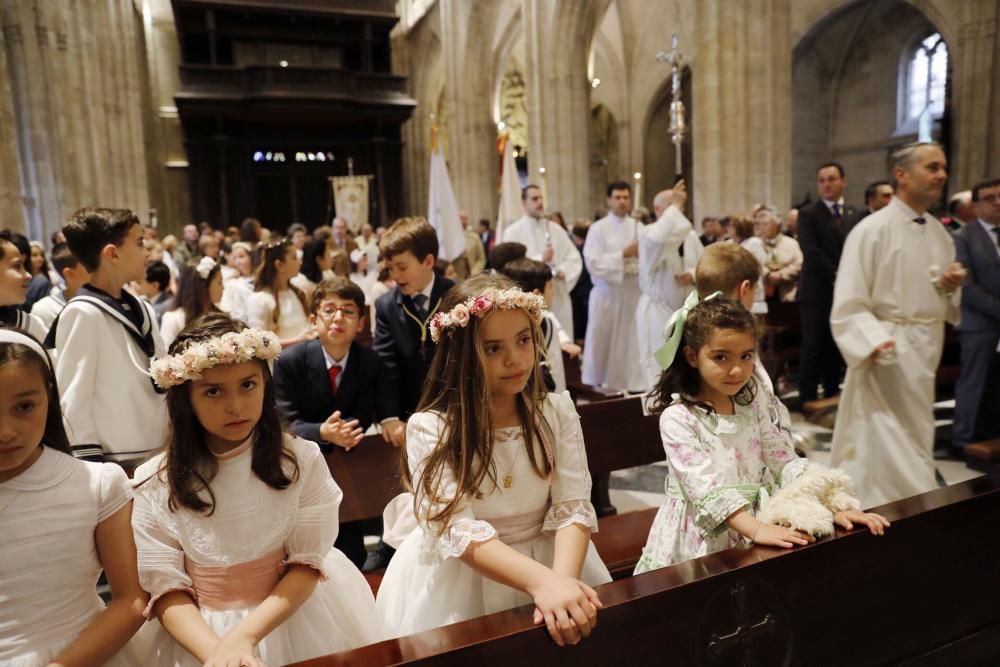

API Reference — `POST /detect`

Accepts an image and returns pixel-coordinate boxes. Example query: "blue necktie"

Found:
[413,294,428,320]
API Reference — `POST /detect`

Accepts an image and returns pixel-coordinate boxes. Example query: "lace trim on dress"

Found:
[693,486,756,537]
[542,499,598,533]
[431,517,498,560]
[143,586,198,619]
[281,556,330,582]
[494,426,523,443]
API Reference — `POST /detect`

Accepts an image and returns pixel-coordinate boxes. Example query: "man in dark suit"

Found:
[374,218,455,444]
[478,218,494,252]
[797,162,855,404]
[952,178,1000,455]
[843,180,893,238]
[274,277,399,568]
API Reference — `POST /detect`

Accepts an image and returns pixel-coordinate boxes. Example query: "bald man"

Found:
[636,181,704,389]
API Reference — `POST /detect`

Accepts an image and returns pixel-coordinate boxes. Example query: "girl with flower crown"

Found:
[133,312,380,666]
[160,257,224,348]
[633,297,889,574]
[375,273,612,647]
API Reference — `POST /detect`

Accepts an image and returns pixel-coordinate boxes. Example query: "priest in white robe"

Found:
[637,181,703,390]
[582,181,646,392]
[830,142,965,507]
[502,185,582,337]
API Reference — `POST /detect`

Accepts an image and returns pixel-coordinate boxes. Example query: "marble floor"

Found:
[609,396,983,513]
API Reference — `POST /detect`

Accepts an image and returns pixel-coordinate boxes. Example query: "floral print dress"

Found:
[634,394,807,573]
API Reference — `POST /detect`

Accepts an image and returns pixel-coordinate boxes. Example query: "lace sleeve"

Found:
[407,413,498,561]
[546,392,593,506]
[131,482,196,618]
[283,442,342,579]
[543,499,598,533]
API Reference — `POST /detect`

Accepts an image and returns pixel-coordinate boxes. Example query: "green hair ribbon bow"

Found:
[652,290,722,369]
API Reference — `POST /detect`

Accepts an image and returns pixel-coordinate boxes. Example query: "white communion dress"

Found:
[131,435,381,666]
[0,446,142,667]
[376,391,612,638]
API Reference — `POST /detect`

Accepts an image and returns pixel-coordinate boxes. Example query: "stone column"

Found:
[0,10,23,232]
[439,0,498,223]
[522,0,607,221]
[951,9,997,187]
[692,0,791,220]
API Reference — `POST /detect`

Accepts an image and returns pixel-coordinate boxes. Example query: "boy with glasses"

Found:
[273,277,399,567]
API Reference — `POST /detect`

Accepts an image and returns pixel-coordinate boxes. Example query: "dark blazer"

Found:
[797,198,855,304]
[954,221,1000,333]
[273,340,399,449]
[842,207,873,240]
[373,276,455,418]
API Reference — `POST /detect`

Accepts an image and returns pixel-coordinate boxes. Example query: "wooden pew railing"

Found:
[290,475,1000,667]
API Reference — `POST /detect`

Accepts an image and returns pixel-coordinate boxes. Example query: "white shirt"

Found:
[978,218,1000,258]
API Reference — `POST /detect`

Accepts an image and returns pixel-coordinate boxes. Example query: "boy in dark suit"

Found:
[274,277,399,567]
[373,218,455,447]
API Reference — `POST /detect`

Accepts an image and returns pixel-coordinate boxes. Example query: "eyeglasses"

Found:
[979,194,1000,204]
[317,305,361,320]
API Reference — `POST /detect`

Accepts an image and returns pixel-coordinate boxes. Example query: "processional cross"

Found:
[656,33,688,175]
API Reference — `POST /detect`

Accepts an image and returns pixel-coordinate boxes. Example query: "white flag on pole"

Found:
[427,147,466,263]
[495,136,521,244]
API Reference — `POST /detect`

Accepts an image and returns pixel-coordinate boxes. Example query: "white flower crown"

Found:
[149,328,282,389]
[429,288,546,343]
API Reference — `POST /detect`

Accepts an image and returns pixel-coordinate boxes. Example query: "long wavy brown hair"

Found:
[143,312,298,514]
[253,240,308,328]
[404,273,553,530]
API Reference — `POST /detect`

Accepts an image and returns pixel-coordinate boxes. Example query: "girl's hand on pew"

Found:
[833,510,890,536]
[752,523,815,548]
[529,576,602,647]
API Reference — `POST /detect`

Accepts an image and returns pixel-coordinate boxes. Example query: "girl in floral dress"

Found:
[376,274,612,647]
[634,297,889,574]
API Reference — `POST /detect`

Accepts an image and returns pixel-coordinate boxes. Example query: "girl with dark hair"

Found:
[0,231,46,339]
[290,238,331,300]
[219,241,255,323]
[0,328,148,665]
[247,240,312,348]
[634,297,888,574]
[132,313,379,666]
[160,256,223,348]
[24,241,53,312]
[376,273,611,646]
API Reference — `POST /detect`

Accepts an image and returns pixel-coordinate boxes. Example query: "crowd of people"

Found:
[1,139,997,665]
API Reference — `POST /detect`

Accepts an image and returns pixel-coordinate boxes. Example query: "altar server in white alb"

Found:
[501,184,583,339]
[637,181,703,390]
[582,181,646,392]
[830,142,965,507]
[46,208,168,464]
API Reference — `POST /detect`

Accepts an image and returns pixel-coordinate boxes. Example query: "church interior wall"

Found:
[792,1,939,206]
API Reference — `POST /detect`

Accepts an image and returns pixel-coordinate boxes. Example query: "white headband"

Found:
[0,328,52,371]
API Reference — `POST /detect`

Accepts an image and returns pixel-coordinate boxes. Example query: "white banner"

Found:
[330,175,370,235]
[428,148,466,263]
[495,137,521,243]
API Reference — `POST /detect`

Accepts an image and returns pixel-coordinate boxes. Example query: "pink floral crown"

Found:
[149,328,282,389]
[429,288,546,343]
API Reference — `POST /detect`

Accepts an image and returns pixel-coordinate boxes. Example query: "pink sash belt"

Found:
[488,507,548,545]
[185,548,287,611]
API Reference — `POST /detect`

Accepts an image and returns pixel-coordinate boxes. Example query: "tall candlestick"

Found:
[538,166,548,213]
[633,171,642,210]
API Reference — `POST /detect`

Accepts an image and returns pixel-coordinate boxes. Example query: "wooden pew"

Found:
[289,476,1000,667]
[562,351,624,403]
[325,435,403,525]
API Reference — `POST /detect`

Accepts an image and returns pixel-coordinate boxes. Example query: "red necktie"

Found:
[328,365,341,396]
